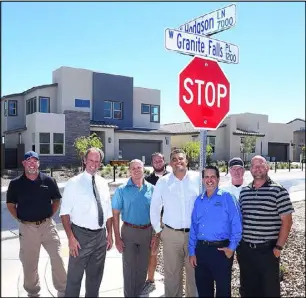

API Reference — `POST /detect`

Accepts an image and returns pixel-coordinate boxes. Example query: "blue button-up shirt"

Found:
[112,178,154,225]
[188,188,242,256]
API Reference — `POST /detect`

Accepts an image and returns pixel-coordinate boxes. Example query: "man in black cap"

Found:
[221,157,247,201]
[6,151,67,297]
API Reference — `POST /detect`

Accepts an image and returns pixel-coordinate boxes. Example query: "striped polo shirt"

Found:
[239,177,294,244]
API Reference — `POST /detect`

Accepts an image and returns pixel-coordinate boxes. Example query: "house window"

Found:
[141,104,150,114]
[39,133,50,154]
[8,100,18,116]
[26,97,37,115]
[150,105,160,123]
[32,133,35,152]
[207,136,216,153]
[53,133,64,154]
[104,101,123,119]
[4,100,8,116]
[104,101,112,118]
[113,102,122,119]
[39,97,50,113]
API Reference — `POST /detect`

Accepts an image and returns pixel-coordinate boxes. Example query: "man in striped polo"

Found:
[237,155,294,297]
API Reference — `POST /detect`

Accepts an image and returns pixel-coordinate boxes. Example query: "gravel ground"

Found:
[156,200,305,297]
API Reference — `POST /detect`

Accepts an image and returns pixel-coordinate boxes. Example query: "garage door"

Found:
[119,140,162,165]
[268,142,288,161]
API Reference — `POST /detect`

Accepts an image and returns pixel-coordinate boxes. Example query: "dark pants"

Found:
[236,240,280,297]
[65,224,107,297]
[121,223,152,297]
[195,241,234,297]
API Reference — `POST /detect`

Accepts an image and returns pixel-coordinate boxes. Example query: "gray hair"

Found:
[170,148,187,160]
[129,159,144,169]
[84,147,104,162]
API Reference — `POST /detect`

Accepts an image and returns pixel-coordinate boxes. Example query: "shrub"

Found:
[118,172,123,177]
[120,165,126,171]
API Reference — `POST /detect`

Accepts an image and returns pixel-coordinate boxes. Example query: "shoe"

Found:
[141,280,156,295]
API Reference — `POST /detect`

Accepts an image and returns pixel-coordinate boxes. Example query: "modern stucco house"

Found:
[161,113,305,162]
[1,66,172,168]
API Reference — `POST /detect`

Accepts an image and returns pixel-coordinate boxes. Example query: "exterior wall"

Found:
[3,95,25,131]
[293,130,305,161]
[133,87,160,129]
[4,133,20,148]
[114,132,171,163]
[92,73,133,128]
[52,67,93,116]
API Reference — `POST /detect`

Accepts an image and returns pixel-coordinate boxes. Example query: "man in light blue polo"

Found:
[112,159,154,297]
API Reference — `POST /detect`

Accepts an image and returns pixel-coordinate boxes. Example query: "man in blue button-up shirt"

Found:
[112,159,154,297]
[189,165,242,297]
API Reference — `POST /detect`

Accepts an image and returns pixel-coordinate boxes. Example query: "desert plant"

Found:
[120,165,126,171]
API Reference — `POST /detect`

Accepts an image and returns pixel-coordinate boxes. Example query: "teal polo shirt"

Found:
[112,178,154,225]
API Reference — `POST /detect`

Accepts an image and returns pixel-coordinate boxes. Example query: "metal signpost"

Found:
[165,3,239,193]
[178,57,230,192]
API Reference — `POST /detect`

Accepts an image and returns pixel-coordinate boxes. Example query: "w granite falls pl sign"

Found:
[165,28,239,64]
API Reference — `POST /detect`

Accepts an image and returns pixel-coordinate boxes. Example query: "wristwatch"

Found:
[274,245,283,251]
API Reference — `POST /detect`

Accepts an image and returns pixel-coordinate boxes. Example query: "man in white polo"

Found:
[221,157,248,200]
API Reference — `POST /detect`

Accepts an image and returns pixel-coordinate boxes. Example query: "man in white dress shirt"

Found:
[221,157,248,200]
[60,148,113,297]
[150,149,199,297]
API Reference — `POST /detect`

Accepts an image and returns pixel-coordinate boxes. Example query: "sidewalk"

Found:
[1,225,165,297]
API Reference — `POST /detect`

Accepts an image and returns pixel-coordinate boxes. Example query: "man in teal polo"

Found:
[112,159,155,297]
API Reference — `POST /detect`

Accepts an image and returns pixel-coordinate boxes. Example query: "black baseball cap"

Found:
[24,151,39,160]
[229,157,244,168]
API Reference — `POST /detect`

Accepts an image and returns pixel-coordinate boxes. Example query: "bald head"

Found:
[250,155,269,180]
[251,155,267,165]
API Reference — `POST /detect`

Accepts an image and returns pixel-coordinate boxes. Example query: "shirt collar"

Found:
[249,176,272,189]
[170,171,189,182]
[83,170,96,181]
[127,177,149,187]
[201,187,223,200]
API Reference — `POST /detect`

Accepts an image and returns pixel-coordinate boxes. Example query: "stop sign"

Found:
[179,56,230,130]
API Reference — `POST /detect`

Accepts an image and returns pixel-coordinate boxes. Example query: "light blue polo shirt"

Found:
[112,178,154,225]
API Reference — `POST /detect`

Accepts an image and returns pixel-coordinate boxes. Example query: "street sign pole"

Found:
[199,129,207,193]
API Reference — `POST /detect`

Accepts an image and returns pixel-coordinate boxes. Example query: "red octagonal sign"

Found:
[179,56,230,130]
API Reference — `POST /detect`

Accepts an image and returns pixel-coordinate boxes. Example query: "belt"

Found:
[198,239,230,247]
[165,224,190,232]
[124,222,151,229]
[72,223,103,232]
[242,239,276,249]
[20,218,48,225]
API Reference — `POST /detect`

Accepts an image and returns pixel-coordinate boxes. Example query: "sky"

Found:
[2,2,305,125]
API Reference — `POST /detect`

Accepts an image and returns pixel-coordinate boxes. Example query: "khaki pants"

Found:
[161,226,197,297]
[19,218,67,297]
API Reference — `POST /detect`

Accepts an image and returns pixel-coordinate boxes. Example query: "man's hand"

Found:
[189,256,197,268]
[150,234,160,254]
[273,247,281,258]
[106,234,113,251]
[217,247,234,259]
[68,234,81,257]
[115,237,125,253]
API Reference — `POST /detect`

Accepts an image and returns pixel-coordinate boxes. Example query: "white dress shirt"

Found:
[221,180,248,200]
[60,171,113,230]
[150,171,200,233]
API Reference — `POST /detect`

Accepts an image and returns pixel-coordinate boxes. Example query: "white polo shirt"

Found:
[60,171,113,230]
[221,180,248,200]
